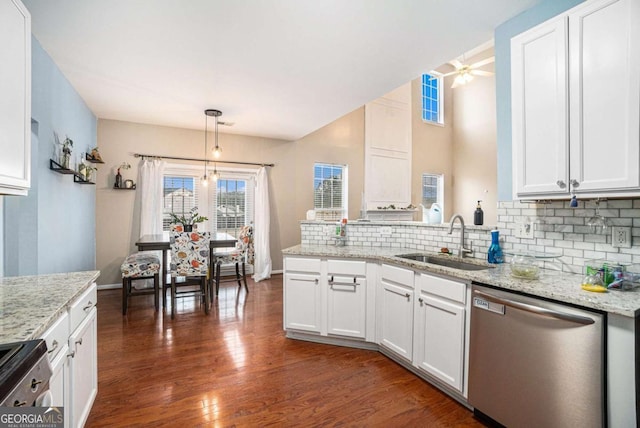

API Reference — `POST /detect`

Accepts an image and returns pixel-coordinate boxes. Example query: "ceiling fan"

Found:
[441,56,495,88]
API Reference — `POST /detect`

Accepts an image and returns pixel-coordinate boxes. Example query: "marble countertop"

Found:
[0,271,100,343]
[283,245,640,318]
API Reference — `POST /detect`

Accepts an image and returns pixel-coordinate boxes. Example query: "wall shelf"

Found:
[85,153,104,164]
[113,186,135,190]
[50,159,95,185]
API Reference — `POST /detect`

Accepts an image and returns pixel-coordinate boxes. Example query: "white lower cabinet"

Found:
[42,284,97,428]
[413,273,468,395]
[327,259,367,339]
[378,264,414,362]
[69,306,97,428]
[284,257,322,333]
[283,256,374,341]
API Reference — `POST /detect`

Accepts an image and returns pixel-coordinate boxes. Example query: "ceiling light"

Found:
[205,109,223,159]
[212,163,220,182]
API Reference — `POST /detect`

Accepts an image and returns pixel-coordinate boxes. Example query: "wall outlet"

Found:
[380,226,392,236]
[611,226,632,248]
[514,222,535,239]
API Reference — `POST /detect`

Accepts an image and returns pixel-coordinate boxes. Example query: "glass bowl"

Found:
[510,254,540,280]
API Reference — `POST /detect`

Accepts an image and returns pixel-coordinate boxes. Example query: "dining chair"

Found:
[120,252,161,315]
[213,225,254,296]
[169,226,211,319]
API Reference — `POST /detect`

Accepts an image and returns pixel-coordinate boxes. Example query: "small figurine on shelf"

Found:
[60,136,73,169]
[78,154,87,180]
[85,165,97,182]
[115,162,130,188]
[89,147,103,162]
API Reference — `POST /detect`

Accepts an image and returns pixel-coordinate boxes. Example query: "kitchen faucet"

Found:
[448,214,473,257]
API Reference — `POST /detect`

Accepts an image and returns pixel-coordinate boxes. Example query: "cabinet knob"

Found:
[83,301,93,311]
[47,340,58,354]
[68,350,76,359]
[418,297,424,305]
[75,338,83,346]
[570,179,580,188]
[556,180,566,189]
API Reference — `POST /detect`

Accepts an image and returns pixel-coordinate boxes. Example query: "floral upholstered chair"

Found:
[121,252,161,315]
[213,225,254,296]
[169,227,210,318]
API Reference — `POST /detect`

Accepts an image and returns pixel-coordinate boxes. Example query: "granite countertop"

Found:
[283,245,640,318]
[0,271,100,343]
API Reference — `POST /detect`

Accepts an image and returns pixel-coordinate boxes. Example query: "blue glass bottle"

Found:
[488,230,504,264]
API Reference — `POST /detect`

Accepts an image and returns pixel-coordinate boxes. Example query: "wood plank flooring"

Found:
[86,275,485,427]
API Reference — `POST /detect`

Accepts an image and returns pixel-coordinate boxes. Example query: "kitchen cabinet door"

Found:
[69,307,97,428]
[568,0,640,193]
[284,273,322,333]
[0,0,30,196]
[327,275,367,339]
[49,344,70,427]
[378,264,414,361]
[414,292,465,393]
[511,15,569,197]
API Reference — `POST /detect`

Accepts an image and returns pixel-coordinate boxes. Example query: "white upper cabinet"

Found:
[512,0,640,199]
[511,16,569,196]
[0,0,30,196]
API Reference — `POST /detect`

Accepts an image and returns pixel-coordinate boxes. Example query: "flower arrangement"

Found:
[117,162,131,174]
[169,207,208,226]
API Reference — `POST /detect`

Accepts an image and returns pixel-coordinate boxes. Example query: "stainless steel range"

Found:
[0,339,52,407]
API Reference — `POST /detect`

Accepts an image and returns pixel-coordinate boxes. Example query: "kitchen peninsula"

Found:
[283,219,640,427]
[0,271,99,427]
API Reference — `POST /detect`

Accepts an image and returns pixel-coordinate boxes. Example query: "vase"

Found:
[184,225,193,232]
[61,153,70,169]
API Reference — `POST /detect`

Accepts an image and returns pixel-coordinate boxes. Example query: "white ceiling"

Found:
[23,0,541,141]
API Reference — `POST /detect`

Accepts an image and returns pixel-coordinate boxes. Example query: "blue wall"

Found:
[3,37,97,276]
[494,0,585,201]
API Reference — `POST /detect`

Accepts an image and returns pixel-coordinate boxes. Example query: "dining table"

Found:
[135,232,237,304]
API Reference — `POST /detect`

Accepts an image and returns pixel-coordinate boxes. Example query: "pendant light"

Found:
[201,109,213,186]
[204,109,223,159]
[212,162,220,182]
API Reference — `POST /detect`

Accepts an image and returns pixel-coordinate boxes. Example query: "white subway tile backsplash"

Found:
[299,198,640,274]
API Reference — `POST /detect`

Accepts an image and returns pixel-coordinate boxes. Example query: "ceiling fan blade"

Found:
[449,59,463,69]
[469,56,495,69]
[471,70,494,77]
[440,70,458,77]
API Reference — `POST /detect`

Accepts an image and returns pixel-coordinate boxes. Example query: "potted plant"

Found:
[60,136,73,169]
[169,207,208,232]
[115,162,130,188]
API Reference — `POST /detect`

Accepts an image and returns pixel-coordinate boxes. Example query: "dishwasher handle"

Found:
[473,289,595,326]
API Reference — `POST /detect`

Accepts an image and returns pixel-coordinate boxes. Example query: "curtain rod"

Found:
[133,153,274,167]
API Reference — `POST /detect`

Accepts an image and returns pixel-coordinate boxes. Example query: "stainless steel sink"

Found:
[396,253,491,271]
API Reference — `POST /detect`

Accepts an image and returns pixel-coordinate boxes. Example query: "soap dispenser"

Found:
[474,201,484,225]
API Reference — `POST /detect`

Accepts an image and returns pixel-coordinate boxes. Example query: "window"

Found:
[422,173,443,209]
[422,73,443,124]
[162,164,254,240]
[313,163,347,221]
[163,175,199,231]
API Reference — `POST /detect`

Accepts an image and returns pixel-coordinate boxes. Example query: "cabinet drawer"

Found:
[327,259,366,276]
[285,257,321,273]
[69,284,97,332]
[41,311,69,362]
[420,274,466,304]
[381,264,414,288]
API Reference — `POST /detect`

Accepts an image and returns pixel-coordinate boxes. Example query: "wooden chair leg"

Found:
[171,277,177,319]
[203,277,210,315]
[122,277,128,315]
[242,262,248,292]
[235,262,242,288]
[215,261,221,296]
[153,273,160,311]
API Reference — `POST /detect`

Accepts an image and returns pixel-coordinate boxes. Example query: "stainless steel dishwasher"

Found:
[468,283,605,427]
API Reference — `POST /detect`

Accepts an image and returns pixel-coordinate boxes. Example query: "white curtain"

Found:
[253,166,272,282]
[139,159,166,237]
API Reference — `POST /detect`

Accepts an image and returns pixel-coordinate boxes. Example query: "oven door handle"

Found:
[473,289,595,325]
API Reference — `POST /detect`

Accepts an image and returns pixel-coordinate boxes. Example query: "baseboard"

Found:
[98,283,122,290]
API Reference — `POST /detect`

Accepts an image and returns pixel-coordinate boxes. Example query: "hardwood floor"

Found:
[86,275,485,427]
